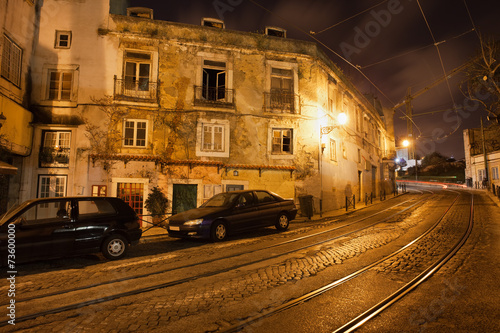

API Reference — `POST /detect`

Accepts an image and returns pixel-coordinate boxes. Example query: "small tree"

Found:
[144,186,168,225]
[461,36,500,122]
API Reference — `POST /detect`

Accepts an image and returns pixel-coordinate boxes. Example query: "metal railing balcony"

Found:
[194,86,234,107]
[39,147,70,167]
[264,91,299,114]
[114,76,158,103]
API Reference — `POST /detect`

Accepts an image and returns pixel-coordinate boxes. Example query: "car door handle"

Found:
[63,224,72,229]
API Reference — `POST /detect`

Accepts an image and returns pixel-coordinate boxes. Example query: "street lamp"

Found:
[402,138,418,181]
[319,112,347,217]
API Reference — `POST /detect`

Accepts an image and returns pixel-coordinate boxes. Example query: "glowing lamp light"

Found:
[338,112,348,125]
[402,139,410,147]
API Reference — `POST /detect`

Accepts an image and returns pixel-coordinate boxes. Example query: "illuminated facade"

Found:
[0,0,36,212]
[12,1,395,218]
[463,127,500,188]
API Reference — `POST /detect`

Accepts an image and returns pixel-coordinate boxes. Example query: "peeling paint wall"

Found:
[20,6,395,217]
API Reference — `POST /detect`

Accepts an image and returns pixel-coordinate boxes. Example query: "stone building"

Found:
[0,0,37,213]
[463,126,500,188]
[10,1,395,221]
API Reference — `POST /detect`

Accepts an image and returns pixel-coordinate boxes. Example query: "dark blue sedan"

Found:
[167,190,297,241]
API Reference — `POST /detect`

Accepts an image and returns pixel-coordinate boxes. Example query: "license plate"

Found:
[170,226,180,231]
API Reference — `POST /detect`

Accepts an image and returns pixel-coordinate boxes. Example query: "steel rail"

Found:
[6,195,424,307]
[333,192,474,332]
[1,193,432,328]
[219,191,462,332]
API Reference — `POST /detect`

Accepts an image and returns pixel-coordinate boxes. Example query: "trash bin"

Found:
[299,195,314,219]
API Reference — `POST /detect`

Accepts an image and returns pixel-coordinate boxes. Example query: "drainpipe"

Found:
[481,118,489,188]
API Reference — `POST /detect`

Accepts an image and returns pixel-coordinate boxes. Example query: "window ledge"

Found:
[39,100,78,108]
[270,154,294,160]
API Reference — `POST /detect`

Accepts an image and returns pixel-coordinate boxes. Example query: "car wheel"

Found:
[102,234,128,260]
[276,213,289,231]
[210,221,227,242]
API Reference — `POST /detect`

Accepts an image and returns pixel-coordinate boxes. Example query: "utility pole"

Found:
[405,88,417,180]
[481,117,489,188]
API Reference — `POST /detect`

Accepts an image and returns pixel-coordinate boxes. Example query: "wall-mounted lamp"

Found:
[0,112,6,129]
[233,170,239,176]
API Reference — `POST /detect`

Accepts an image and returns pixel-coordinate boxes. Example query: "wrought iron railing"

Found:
[114,76,158,102]
[264,91,299,114]
[39,147,70,167]
[194,86,234,107]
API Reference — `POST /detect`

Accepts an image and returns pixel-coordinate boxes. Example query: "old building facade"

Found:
[0,0,36,212]
[463,126,500,188]
[8,1,395,221]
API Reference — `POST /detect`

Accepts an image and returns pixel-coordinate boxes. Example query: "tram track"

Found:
[2,193,435,327]
[218,190,473,333]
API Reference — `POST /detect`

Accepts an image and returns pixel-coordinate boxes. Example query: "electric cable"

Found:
[247,0,395,106]
[361,29,474,69]
[311,0,389,36]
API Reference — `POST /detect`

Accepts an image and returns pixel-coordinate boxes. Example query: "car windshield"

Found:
[0,201,28,225]
[201,192,240,208]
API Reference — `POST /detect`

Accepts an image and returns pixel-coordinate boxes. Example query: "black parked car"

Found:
[0,197,142,264]
[168,190,298,241]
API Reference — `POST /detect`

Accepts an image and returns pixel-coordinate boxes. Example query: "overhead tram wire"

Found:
[247,0,396,106]
[310,0,389,36]
[360,29,475,69]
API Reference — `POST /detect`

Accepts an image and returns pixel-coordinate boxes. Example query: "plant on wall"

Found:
[81,96,130,172]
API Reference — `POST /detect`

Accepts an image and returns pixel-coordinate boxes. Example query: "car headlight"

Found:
[184,219,203,226]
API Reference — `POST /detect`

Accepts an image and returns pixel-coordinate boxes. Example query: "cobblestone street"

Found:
[2,189,499,333]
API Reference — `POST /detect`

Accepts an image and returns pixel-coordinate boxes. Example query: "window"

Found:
[356,108,361,132]
[270,68,293,110]
[330,139,336,161]
[272,129,293,154]
[342,143,347,159]
[202,60,226,101]
[196,119,230,158]
[55,31,72,49]
[202,123,224,152]
[48,71,73,100]
[492,167,499,180]
[92,185,107,197]
[478,169,486,182]
[20,199,72,225]
[358,149,361,163]
[202,18,225,29]
[1,35,22,86]
[204,184,222,201]
[38,175,67,201]
[79,199,116,216]
[255,191,276,204]
[124,51,151,97]
[123,120,147,147]
[40,131,71,167]
[265,27,286,38]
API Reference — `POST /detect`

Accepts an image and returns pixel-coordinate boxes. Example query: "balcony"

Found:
[39,147,70,168]
[264,91,299,114]
[114,76,157,103]
[194,86,234,108]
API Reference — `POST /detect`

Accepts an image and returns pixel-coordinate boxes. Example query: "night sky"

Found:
[129,0,499,159]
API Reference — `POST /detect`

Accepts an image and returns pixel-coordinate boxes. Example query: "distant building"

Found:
[6,1,395,220]
[463,126,500,188]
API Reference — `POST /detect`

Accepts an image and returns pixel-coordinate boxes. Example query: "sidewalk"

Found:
[141,193,405,239]
[293,193,403,223]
